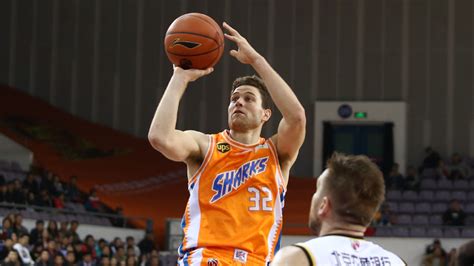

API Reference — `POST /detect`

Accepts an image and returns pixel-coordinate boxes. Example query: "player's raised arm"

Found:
[148,66,213,162]
[223,22,306,183]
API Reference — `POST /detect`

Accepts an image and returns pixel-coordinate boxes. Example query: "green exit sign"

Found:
[354,112,367,118]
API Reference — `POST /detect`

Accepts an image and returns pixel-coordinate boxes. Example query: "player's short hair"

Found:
[456,240,474,266]
[325,152,385,226]
[231,75,272,109]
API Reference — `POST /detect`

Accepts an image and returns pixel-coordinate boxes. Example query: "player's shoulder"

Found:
[272,245,311,266]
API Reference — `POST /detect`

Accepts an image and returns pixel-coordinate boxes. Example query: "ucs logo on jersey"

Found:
[351,239,360,251]
[216,142,231,153]
[233,249,248,263]
[210,157,269,203]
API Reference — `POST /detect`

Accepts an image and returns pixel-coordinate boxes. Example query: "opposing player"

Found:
[148,22,305,265]
[272,153,406,266]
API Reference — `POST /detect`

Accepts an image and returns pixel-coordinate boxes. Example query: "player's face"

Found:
[228,86,270,131]
[309,169,330,236]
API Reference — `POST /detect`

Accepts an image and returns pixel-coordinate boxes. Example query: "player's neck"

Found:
[319,222,366,238]
[228,129,262,145]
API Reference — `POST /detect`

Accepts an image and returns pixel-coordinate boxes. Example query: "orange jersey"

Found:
[178,130,286,265]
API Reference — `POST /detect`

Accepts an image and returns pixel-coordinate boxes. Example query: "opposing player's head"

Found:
[228,75,272,132]
[455,240,474,266]
[309,153,385,235]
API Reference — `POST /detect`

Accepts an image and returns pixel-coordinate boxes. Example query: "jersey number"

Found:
[248,186,273,211]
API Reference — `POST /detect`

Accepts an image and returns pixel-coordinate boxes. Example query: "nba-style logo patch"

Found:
[233,249,248,263]
[207,258,219,266]
[216,142,231,153]
[351,239,360,251]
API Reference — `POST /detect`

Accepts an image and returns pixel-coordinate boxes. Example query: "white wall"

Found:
[282,235,467,265]
[0,133,33,170]
[10,217,146,242]
[313,102,407,176]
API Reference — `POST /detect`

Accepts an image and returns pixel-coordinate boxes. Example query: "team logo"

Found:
[351,239,360,251]
[216,142,231,153]
[207,258,219,266]
[233,249,248,263]
[171,38,201,49]
[210,157,269,203]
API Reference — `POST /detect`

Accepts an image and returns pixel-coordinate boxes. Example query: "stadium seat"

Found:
[415,202,432,213]
[410,227,426,237]
[421,179,437,190]
[399,202,415,214]
[437,179,453,190]
[402,191,418,201]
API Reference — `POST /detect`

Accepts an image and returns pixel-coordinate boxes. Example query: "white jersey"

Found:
[295,235,406,266]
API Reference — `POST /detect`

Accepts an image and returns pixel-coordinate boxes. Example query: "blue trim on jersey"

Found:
[182,253,189,266]
[274,233,282,254]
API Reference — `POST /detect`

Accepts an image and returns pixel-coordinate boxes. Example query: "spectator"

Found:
[403,165,420,191]
[29,220,44,245]
[23,173,39,195]
[40,172,56,196]
[11,180,26,204]
[35,250,50,266]
[138,233,156,256]
[53,254,64,266]
[379,203,397,226]
[65,251,76,266]
[46,239,59,264]
[456,240,474,266]
[85,189,101,212]
[100,256,111,266]
[13,214,28,236]
[126,255,137,266]
[79,252,95,266]
[422,147,442,170]
[426,239,447,256]
[448,153,470,180]
[36,189,53,208]
[436,160,450,180]
[422,245,446,266]
[114,246,126,263]
[68,221,80,244]
[442,199,467,226]
[0,185,7,202]
[47,220,59,240]
[59,221,69,236]
[84,235,97,259]
[2,250,21,266]
[64,176,81,203]
[30,244,44,262]
[0,174,5,187]
[13,233,33,265]
[53,175,65,196]
[53,193,66,209]
[446,248,457,266]
[0,238,15,261]
[111,207,126,227]
[387,163,404,190]
[1,217,14,240]
[126,236,140,258]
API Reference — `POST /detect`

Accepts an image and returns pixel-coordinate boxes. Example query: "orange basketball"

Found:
[164,13,224,70]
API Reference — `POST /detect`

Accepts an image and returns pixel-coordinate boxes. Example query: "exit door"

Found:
[322,122,394,175]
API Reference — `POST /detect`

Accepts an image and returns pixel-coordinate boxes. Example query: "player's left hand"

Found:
[223,22,262,65]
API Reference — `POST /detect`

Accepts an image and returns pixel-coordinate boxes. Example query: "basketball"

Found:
[164,13,224,70]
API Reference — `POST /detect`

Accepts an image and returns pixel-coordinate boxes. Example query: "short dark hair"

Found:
[325,152,385,226]
[456,240,474,266]
[231,75,272,109]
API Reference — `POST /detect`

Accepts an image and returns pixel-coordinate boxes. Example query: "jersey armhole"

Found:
[293,244,316,266]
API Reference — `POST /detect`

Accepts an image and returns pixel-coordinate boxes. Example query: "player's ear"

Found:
[318,196,330,217]
[262,109,271,122]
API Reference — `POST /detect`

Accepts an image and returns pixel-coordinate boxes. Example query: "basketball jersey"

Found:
[294,235,406,266]
[179,130,286,265]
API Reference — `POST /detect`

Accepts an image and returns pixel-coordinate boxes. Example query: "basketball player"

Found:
[456,240,474,266]
[271,153,406,266]
[148,22,305,265]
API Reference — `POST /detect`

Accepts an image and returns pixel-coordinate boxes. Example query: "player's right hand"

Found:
[173,65,214,83]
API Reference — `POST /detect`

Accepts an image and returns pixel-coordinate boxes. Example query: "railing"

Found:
[0,202,153,230]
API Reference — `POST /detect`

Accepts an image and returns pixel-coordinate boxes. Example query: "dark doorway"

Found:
[322,122,394,175]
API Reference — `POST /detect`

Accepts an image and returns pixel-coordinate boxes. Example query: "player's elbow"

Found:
[148,133,169,151]
[289,107,306,129]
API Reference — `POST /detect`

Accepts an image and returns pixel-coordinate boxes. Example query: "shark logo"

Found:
[171,38,201,49]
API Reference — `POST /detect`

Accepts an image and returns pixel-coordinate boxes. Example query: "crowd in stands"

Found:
[370,147,474,237]
[0,213,160,265]
[0,163,128,227]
